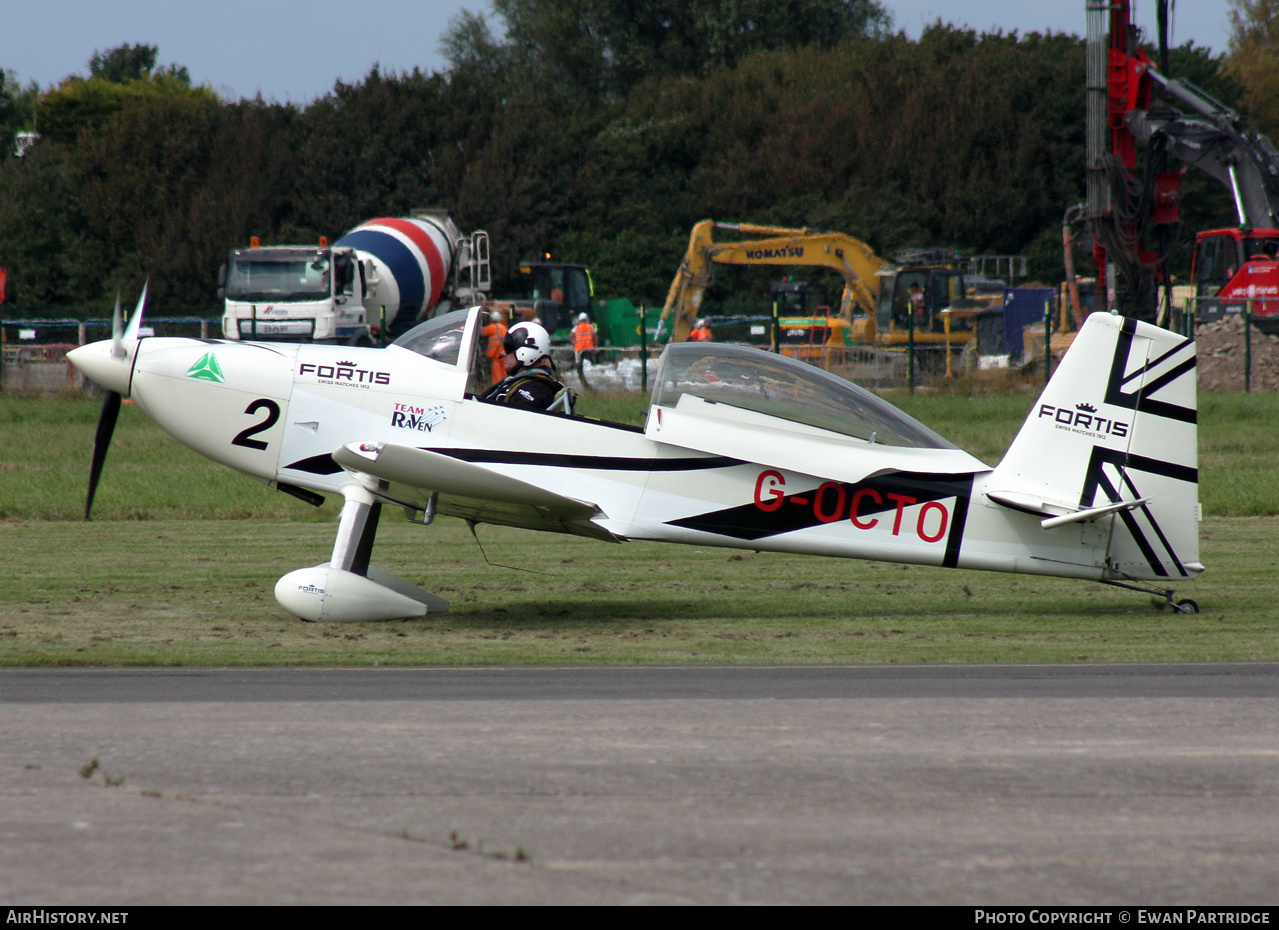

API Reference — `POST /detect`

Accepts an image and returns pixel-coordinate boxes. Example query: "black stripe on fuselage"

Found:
[284,447,742,477]
[284,453,342,475]
[667,471,976,561]
[436,448,744,472]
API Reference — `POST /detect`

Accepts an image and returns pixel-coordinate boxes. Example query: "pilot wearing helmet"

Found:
[479,320,574,413]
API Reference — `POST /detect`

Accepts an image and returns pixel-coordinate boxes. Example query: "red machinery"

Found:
[1086,0,1279,331]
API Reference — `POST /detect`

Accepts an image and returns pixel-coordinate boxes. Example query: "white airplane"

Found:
[69,298,1203,621]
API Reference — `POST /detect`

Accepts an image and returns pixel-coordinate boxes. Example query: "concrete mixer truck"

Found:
[219,210,490,344]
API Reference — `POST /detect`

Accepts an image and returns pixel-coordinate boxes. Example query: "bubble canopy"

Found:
[650,342,956,449]
[391,308,473,367]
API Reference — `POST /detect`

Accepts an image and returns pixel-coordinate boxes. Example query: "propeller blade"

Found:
[83,280,146,517]
[121,279,148,344]
[85,390,122,521]
[110,292,124,358]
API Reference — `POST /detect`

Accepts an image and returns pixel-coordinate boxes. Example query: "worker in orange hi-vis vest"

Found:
[572,312,597,364]
[690,319,713,342]
[483,309,509,385]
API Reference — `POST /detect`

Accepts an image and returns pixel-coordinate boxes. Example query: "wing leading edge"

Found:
[332,441,619,541]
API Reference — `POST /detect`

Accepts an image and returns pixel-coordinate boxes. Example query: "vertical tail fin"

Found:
[988,312,1200,580]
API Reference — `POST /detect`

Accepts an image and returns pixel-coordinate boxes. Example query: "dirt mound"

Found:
[1195,314,1279,392]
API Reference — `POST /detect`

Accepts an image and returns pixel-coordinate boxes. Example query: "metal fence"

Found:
[1,317,216,345]
[7,324,987,397]
[1,344,82,394]
[0,318,218,394]
[1193,307,1279,393]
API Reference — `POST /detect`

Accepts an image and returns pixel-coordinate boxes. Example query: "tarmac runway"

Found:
[1,663,1276,905]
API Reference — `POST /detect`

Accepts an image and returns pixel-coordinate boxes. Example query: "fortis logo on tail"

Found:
[1038,401,1129,439]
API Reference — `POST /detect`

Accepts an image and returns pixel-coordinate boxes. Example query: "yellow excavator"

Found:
[659,220,978,348]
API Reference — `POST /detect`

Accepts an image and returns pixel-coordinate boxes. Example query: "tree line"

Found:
[0,1,1250,317]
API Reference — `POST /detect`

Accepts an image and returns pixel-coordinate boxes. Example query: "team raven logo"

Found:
[391,403,447,433]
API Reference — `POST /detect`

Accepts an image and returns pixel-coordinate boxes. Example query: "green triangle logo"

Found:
[187,352,225,383]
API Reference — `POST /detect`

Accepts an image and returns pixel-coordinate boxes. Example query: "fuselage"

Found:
[74,317,1150,585]
[68,306,1203,622]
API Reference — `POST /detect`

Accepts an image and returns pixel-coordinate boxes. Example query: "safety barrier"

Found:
[5,323,978,396]
[0,318,216,395]
[1,344,80,394]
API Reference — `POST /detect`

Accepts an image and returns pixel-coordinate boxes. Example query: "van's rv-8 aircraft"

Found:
[69,295,1202,621]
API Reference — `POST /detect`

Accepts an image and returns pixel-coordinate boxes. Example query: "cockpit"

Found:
[391,306,492,396]
[650,342,956,449]
[391,306,574,409]
[392,307,957,448]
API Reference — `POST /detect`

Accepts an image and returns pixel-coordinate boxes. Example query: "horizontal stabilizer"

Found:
[1039,498,1150,530]
[986,490,1150,528]
[985,489,1073,517]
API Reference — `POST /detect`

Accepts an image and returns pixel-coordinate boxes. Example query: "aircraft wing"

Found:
[331,441,619,541]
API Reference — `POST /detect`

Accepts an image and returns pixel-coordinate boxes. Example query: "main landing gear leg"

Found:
[332,487,381,576]
[274,482,450,622]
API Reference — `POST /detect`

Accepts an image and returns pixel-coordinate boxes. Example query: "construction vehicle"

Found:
[701,279,843,360]
[517,259,593,335]
[478,257,597,343]
[219,211,490,344]
[1190,228,1279,333]
[873,248,979,344]
[659,220,980,347]
[1086,0,1279,332]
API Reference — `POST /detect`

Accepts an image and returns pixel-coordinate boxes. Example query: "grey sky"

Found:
[3,1,1234,104]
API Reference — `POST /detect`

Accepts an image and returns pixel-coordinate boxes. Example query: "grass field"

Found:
[2,388,1277,666]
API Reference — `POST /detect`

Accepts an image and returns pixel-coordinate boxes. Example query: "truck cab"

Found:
[1192,228,1279,331]
[220,243,369,343]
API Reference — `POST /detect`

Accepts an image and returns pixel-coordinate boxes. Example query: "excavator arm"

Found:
[1132,71,1279,231]
[1087,0,1279,322]
[1137,73,1279,328]
[660,220,890,341]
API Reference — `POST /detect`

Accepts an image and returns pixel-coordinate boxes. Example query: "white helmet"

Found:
[490,310,505,322]
[504,321,550,366]
[577,312,589,323]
